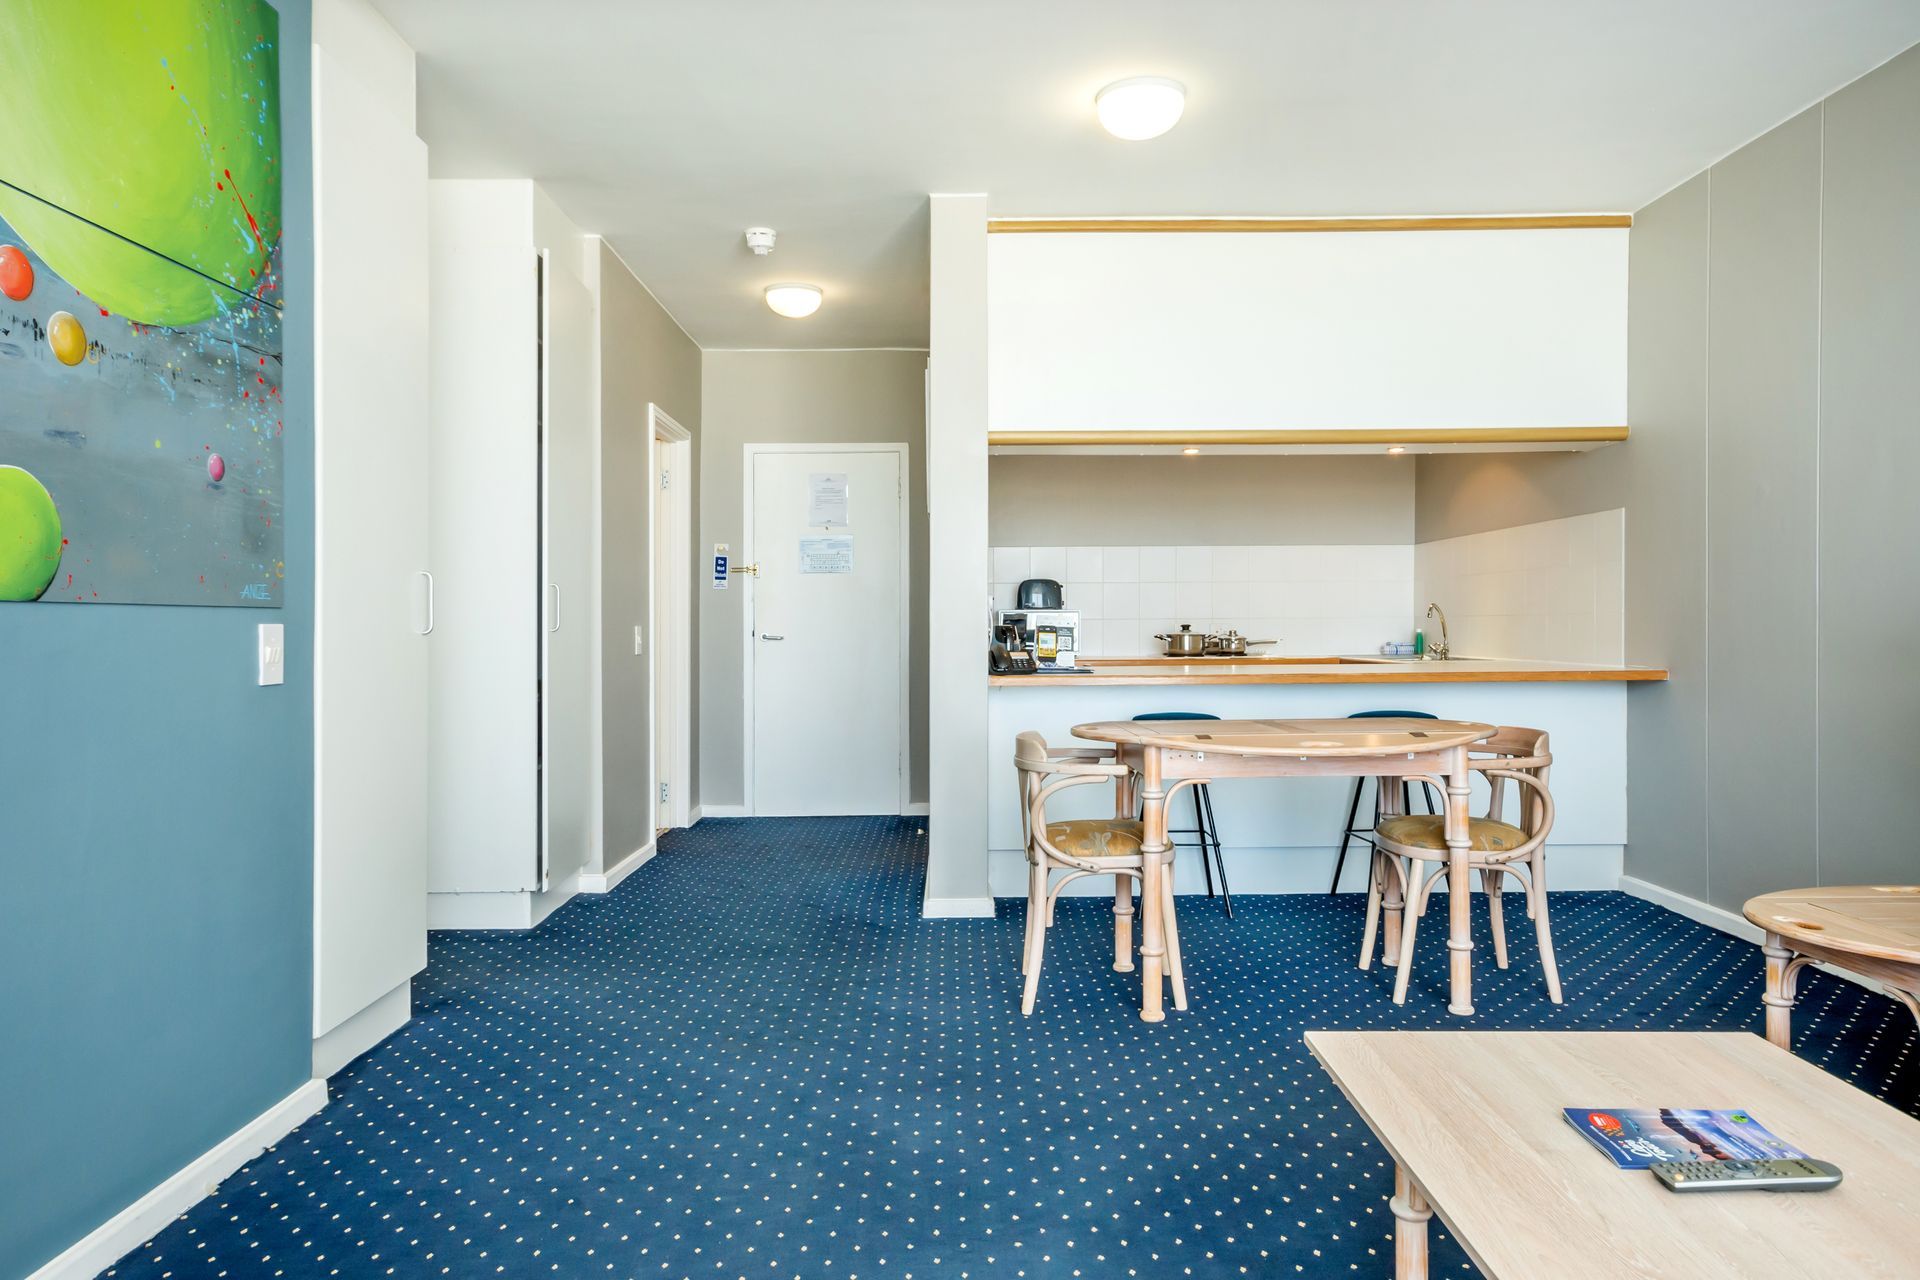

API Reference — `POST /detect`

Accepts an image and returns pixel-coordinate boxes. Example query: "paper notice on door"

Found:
[806,472,850,527]
[798,535,854,575]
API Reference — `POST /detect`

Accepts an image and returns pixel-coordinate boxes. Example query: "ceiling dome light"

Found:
[764,283,823,319]
[1096,76,1186,141]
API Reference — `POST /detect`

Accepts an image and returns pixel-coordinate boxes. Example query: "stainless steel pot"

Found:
[1154,624,1210,657]
[1205,629,1277,657]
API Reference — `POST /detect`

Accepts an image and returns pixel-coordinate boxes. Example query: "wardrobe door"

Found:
[312,45,429,1038]
[539,255,595,891]
[426,185,540,894]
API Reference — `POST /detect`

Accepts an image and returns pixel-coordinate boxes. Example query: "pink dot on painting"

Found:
[208,454,225,482]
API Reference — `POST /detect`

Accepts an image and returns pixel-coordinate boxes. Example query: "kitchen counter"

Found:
[987,653,1653,896]
[989,655,1669,686]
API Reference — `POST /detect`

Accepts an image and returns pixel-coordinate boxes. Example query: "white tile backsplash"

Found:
[1413,508,1626,664]
[995,517,1622,662]
[992,541,1417,657]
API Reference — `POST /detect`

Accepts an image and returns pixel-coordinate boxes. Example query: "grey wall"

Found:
[990,455,1414,545]
[0,2,316,1273]
[698,349,929,809]
[600,243,702,848]
[1413,42,1920,911]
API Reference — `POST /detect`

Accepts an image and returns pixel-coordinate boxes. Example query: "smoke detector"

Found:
[744,227,777,255]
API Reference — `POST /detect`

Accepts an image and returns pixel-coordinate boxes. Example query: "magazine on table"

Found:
[1563,1108,1809,1169]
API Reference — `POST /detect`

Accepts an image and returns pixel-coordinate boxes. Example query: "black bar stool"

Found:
[1132,712,1232,917]
[1328,709,1441,894]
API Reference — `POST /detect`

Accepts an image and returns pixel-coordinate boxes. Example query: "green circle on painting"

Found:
[0,0,280,325]
[0,465,63,601]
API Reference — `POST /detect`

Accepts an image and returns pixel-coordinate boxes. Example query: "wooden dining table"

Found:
[1071,717,1498,1022]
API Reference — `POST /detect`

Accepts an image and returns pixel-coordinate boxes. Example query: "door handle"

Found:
[417,571,435,635]
[759,633,785,641]
[547,583,561,632]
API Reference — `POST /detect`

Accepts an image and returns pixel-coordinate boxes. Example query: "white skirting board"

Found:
[427,871,579,931]
[698,804,749,818]
[312,978,410,1079]
[579,839,656,893]
[28,1079,328,1280]
[987,843,1625,899]
[921,895,997,918]
[903,802,930,818]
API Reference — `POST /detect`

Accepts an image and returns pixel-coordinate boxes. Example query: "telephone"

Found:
[989,624,1037,675]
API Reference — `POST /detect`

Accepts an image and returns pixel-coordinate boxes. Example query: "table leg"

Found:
[1762,932,1797,1050]
[1392,1164,1431,1280]
[1444,747,1474,1016]
[1138,749,1169,1023]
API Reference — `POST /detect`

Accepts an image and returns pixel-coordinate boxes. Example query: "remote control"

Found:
[1650,1158,1843,1193]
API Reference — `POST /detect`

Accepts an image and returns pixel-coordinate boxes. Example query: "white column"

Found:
[923,194,993,915]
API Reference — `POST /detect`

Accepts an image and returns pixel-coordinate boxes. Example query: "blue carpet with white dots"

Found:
[107,817,1917,1279]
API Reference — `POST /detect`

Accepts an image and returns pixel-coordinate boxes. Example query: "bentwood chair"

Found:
[1014,730,1188,1015]
[1328,710,1442,893]
[1133,712,1232,917]
[1359,726,1562,1005]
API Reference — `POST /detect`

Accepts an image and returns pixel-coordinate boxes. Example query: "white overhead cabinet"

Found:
[986,225,1629,441]
[426,180,596,928]
[311,39,430,1077]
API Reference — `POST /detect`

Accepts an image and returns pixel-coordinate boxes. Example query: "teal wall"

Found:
[0,1,315,1273]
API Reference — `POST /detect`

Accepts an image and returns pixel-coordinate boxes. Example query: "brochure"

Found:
[1562,1108,1808,1169]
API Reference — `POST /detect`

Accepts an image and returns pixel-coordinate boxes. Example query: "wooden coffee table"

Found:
[1306,1031,1920,1279]
[1744,886,1920,1050]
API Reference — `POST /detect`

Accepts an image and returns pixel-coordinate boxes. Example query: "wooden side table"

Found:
[1744,886,1920,1050]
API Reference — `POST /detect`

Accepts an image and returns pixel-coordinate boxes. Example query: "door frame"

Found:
[649,405,694,831]
[741,441,912,816]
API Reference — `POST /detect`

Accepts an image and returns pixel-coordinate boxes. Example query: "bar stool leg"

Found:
[1197,783,1232,918]
[1329,775,1368,894]
[1195,784,1216,899]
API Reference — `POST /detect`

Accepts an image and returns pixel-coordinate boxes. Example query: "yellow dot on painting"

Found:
[153,439,162,448]
[47,310,87,365]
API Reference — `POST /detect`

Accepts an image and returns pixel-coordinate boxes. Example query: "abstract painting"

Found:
[0,0,285,606]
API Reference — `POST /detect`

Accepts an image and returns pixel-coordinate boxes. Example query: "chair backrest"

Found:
[1133,711,1221,721]
[1013,730,1129,871]
[1348,709,1438,720]
[1472,726,1553,849]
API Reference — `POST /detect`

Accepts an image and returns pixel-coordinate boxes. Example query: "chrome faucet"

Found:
[1424,602,1451,660]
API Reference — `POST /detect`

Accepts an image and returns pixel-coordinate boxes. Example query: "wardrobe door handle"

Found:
[417,571,435,635]
[760,633,785,641]
[547,583,561,632]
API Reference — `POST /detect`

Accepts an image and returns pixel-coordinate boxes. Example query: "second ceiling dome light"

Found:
[1095,76,1186,140]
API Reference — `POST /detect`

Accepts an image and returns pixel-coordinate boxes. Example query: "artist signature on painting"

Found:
[240,583,273,600]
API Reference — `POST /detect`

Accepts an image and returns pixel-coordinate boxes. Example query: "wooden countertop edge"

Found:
[991,667,1670,686]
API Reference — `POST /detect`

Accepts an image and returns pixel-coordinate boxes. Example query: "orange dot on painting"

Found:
[47,311,86,365]
[0,245,33,301]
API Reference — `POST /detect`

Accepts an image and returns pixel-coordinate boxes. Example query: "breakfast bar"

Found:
[988,656,1666,901]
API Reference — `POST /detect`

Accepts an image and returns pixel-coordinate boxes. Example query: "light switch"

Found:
[258,623,285,686]
[633,624,644,656]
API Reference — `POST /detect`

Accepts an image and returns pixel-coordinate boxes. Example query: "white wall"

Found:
[923,195,993,914]
[988,228,1627,434]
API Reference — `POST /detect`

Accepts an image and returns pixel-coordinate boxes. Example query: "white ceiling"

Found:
[371,0,1920,350]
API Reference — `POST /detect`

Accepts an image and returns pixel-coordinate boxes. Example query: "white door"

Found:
[749,447,906,815]
[541,258,594,889]
[654,451,672,832]
[312,46,428,1037]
